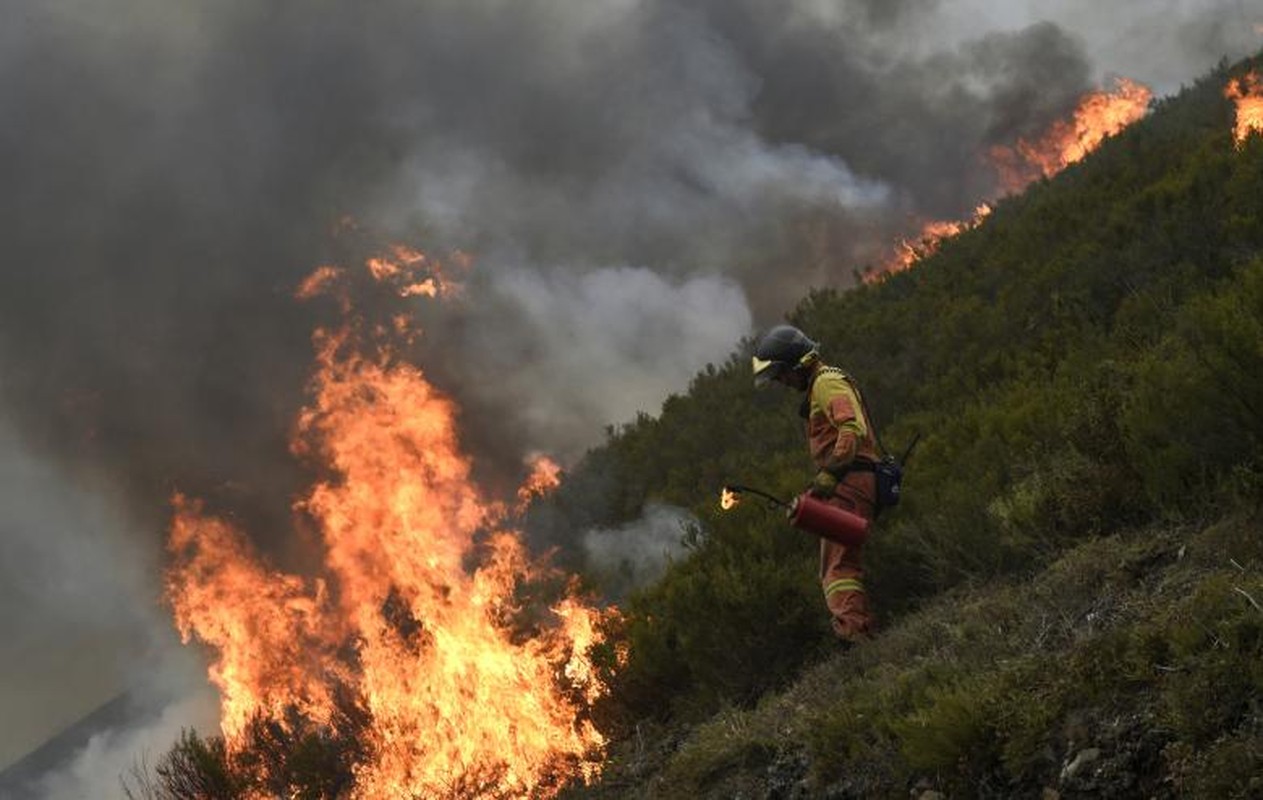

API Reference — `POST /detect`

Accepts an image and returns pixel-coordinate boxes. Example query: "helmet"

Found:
[752,325,818,387]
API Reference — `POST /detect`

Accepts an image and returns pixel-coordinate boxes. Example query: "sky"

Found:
[0,0,1259,793]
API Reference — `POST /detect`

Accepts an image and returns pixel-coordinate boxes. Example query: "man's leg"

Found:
[820,538,871,641]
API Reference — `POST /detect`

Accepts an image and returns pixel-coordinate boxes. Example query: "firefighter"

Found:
[752,324,878,642]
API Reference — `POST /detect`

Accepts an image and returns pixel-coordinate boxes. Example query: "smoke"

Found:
[582,503,696,598]
[2,0,1256,512]
[0,0,1257,784]
[908,0,1263,94]
[0,419,212,783]
[32,689,218,800]
[422,265,753,465]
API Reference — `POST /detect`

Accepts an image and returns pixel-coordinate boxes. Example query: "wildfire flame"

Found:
[1225,71,1263,147]
[720,487,741,511]
[516,454,564,515]
[872,204,992,279]
[870,78,1150,280]
[365,244,467,299]
[167,249,610,797]
[989,77,1152,193]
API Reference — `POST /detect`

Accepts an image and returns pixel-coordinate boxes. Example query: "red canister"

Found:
[787,492,870,546]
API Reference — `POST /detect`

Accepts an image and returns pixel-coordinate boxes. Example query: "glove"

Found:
[809,469,839,498]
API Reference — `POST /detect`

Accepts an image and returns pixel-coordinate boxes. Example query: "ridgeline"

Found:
[553,54,1263,799]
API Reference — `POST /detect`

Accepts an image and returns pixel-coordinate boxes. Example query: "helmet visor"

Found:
[752,355,785,388]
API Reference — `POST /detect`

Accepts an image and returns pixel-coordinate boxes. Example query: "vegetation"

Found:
[140,55,1263,797]
[560,55,1263,796]
[575,516,1263,798]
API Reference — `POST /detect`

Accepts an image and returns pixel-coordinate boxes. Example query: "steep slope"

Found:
[127,54,1263,799]
[550,55,1263,797]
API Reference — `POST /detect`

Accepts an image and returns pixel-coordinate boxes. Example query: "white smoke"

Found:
[0,419,214,791]
[448,265,754,461]
[583,503,697,595]
[34,688,218,800]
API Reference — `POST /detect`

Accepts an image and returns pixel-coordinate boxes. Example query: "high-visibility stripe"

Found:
[810,369,870,438]
[825,578,865,596]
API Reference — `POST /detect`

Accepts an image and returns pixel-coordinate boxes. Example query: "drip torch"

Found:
[720,484,869,547]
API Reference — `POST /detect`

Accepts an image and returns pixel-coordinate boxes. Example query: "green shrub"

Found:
[596,503,829,725]
[1121,260,1263,514]
[890,678,997,773]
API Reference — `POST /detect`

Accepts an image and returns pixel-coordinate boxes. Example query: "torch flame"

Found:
[1225,71,1263,147]
[720,487,741,510]
[166,249,610,797]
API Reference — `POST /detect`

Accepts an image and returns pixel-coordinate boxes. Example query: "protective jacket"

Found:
[804,365,879,640]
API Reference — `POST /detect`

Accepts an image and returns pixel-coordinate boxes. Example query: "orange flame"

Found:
[989,77,1152,193]
[366,244,466,298]
[720,487,741,511]
[167,495,341,738]
[1225,71,1263,147]
[868,78,1150,281]
[167,251,610,797]
[872,204,992,279]
[516,454,564,514]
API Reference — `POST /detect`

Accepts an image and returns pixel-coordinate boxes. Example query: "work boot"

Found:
[830,610,872,643]
[834,628,872,648]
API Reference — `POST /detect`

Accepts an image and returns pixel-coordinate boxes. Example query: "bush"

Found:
[596,502,829,725]
[1121,259,1263,514]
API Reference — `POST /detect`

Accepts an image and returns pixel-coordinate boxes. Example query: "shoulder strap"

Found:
[830,369,921,467]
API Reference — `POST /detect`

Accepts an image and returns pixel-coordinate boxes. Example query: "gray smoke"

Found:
[424,265,753,464]
[583,503,697,598]
[34,691,218,800]
[0,0,1257,787]
[0,419,212,781]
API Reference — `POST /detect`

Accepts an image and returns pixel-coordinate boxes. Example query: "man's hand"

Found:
[809,470,839,498]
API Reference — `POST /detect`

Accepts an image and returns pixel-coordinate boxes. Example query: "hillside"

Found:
[545,55,1263,798]
[126,54,1263,799]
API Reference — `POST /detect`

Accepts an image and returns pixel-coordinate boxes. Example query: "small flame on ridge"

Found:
[872,204,992,280]
[988,77,1152,193]
[1225,71,1263,147]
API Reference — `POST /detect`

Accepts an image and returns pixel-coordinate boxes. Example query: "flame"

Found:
[1225,71,1263,147]
[868,78,1150,281]
[167,250,610,797]
[872,204,992,279]
[366,244,466,298]
[989,77,1152,193]
[516,454,564,514]
[295,265,345,301]
[720,487,741,511]
[167,495,341,738]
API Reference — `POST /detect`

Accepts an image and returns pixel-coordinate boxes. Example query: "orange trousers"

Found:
[819,476,876,641]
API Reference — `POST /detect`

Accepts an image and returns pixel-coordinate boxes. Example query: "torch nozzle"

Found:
[720,483,870,546]
[720,484,793,510]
